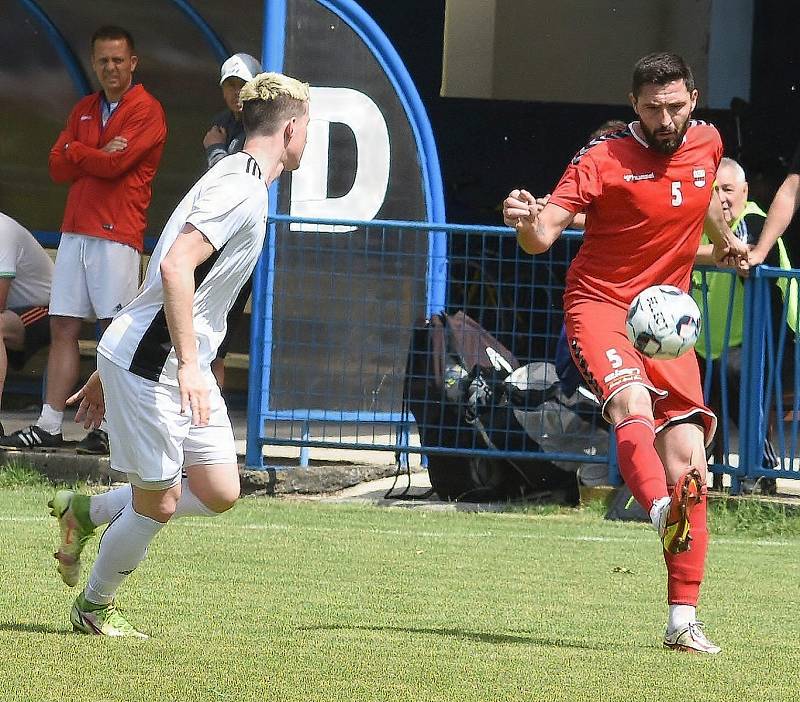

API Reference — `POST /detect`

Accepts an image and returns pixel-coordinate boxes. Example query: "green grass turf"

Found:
[1,486,799,702]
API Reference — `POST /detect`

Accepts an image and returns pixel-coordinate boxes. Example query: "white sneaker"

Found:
[663,621,721,654]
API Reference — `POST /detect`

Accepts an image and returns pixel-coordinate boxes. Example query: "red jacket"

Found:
[49,84,167,252]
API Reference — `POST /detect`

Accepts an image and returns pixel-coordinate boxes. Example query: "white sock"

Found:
[88,479,217,527]
[89,485,132,526]
[37,404,64,435]
[668,604,696,633]
[84,503,164,605]
[174,480,218,518]
[649,496,671,531]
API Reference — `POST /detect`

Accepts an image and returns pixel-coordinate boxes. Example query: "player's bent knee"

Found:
[187,464,240,513]
[204,483,240,514]
[606,384,653,424]
[132,485,181,523]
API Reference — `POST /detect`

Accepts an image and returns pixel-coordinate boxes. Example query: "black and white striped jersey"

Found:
[97,151,268,385]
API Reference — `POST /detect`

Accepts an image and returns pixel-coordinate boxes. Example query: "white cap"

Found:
[219,53,262,85]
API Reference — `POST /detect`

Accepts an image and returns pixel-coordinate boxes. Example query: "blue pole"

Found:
[17,0,92,96]
[737,270,766,492]
[245,0,288,470]
[168,0,230,62]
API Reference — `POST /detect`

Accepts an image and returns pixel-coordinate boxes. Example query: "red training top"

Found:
[48,84,167,253]
[548,120,722,310]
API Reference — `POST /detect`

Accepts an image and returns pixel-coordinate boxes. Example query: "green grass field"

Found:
[2,482,800,702]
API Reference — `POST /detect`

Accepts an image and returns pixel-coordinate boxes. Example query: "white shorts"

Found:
[49,234,140,320]
[97,354,237,489]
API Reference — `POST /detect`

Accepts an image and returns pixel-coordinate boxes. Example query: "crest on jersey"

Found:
[693,168,706,187]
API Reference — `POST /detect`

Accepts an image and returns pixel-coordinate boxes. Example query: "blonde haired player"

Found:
[47,72,310,637]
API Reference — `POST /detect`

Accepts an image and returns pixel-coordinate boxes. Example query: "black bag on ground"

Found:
[403,311,577,502]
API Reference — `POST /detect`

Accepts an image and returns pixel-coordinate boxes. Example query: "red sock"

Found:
[615,415,668,512]
[664,485,708,605]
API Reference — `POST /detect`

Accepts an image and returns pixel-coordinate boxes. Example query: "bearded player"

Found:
[503,53,749,654]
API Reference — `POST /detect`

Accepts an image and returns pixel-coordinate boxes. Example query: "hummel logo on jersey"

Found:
[693,168,707,187]
[623,172,655,182]
[80,115,93,121]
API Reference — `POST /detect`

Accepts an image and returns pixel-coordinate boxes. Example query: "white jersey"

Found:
[97,152,268,385]
[0,212,53,309]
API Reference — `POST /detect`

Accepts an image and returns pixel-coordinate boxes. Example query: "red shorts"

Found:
[564,299,716,444]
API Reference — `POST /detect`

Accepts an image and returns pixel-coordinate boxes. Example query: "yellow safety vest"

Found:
[692,201,798,360]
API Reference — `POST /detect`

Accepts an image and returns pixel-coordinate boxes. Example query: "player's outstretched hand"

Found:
[712,236,750,276]
[503,189,538,230]
[67,370,106,430]
[747,247,767,268]
[177,364,211,427]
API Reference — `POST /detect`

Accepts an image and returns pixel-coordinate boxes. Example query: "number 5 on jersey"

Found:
[606,348,623,369]
[671,181,682,207]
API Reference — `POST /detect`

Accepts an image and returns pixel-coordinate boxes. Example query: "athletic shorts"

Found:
[49,234,140,321]
[564,299,716,444]
[97,354,237,489]
[5,306,50,370]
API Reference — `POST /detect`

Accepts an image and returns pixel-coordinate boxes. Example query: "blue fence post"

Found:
[737,269,765,493]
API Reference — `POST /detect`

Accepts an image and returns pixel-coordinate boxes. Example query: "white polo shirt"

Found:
[0,212,53,309]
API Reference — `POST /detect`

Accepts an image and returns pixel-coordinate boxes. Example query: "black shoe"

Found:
[76,429,109,455]
[0,424,64,449]
[761,478,778,496]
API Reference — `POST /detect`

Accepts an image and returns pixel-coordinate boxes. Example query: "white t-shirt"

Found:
[0,212,53,309]
[97,152,268,385]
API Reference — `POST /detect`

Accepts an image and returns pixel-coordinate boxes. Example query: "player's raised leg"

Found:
[48,489,96,587]
[655,420,719,654]
[49,473,234,588]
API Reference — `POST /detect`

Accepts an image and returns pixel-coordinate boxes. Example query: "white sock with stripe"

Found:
[84,503,164,605]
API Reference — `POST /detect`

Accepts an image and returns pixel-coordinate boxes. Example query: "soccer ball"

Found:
[625,285,701,360]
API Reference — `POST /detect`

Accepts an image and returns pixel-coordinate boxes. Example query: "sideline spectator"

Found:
[0,213,54,434]
[48,72,310,638]
[203,53,263,169]
[503,53,748,654]
[203,52,263,387]
[693,158,795,486]
[0,25,167,453]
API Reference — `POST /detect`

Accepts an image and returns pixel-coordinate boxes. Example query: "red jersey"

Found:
[548,121,722,310]
[48,84,167,253]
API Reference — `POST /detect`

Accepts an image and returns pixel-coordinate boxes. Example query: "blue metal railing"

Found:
[738,265,800,490]
[25,226,800,493]
[246,216,608,480]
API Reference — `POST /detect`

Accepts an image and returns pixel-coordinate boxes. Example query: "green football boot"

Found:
[47,490,96,587]
[70,593,149,638]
